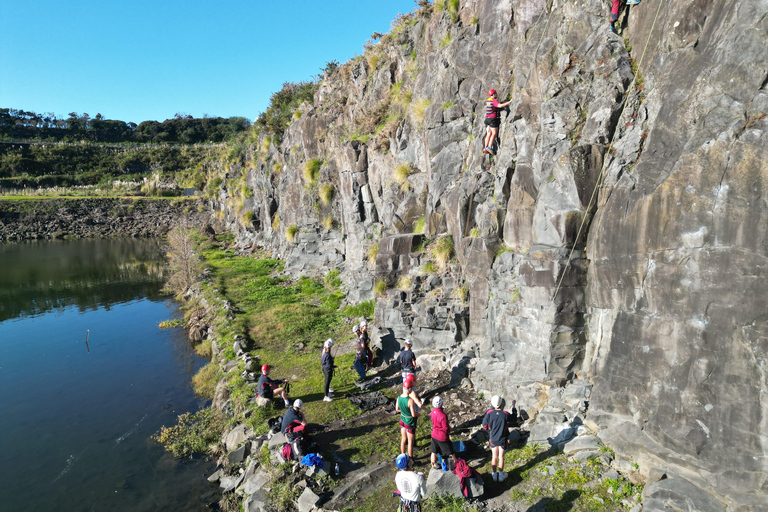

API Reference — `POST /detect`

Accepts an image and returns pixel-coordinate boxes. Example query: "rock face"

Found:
[210,0,768,508]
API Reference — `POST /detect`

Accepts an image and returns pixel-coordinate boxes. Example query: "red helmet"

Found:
[488,89,497,96]
[261,364,270,373]
[405,373,416,384]
[404,379,414,389]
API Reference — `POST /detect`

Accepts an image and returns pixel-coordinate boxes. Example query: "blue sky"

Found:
[0,0,417,124]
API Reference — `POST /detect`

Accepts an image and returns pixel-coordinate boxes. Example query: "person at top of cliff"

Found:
[610,0,641,32]
[394,453,427,512]
[430,396,457,470]
[257,364,291,407]
[321,339,336,402]
[281,399,307,441]
[483,89,512,155]
[359,320,374,369]
[481,395,515,482]
[352,325,368,382]
[398,378,421,458]
[398,339,417,382]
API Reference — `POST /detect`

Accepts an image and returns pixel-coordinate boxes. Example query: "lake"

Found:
[0,238,216,511]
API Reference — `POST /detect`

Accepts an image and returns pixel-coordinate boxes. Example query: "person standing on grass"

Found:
[398,339,417,382]
[430,396,456,470]
[321,338,336,402]
[404,373,423,409]
[360,320,374,369]
[483,89,512,155]
[395,453,426,512]
[352,325,367,381]
[482,395,513,482]
[257,364,291,407]
[398,378,421,458]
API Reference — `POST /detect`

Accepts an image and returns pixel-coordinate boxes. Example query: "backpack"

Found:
[291,435,308,460]
[267,416,283,434]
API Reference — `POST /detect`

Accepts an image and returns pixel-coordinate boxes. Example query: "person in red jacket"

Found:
[483,89,511,155]
[430,396,456,470]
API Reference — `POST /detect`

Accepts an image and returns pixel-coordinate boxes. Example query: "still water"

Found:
[0,238,215,511]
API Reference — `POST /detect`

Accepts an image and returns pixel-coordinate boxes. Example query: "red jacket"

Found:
[430,407,451,442]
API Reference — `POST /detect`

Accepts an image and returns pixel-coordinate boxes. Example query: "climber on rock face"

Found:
[483,89,511,156]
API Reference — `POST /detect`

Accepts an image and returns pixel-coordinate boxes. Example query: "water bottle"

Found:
[335,463,340,476]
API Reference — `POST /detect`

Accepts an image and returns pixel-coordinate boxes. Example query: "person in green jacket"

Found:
[398,378,421,458]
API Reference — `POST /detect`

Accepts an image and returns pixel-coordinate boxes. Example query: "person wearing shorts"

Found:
[483,89,512,155]
[398,379,420,457]
[429,396,456,470]
[482,395,513,481]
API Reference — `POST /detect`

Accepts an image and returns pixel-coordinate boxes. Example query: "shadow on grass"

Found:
[526,489,580,512]
[480,445,562,500]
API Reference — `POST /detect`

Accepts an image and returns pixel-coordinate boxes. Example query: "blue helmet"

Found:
[395,453,410,470]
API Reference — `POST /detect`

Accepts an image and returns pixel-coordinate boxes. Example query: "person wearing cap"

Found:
[359,320,374,369]
[430,396,456,470]
[481,395,513,481]
[398,379,421,457]
[281,399,307,440]
[352,325,368,381]
[257,364,290,407]
[321,339,336,402]
[394,453,426,512]
[483,89,512,155]
[404,373,423,409]
[398,339,417,382]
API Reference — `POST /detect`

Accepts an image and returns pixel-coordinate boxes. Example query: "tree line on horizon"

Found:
[0,108,251,145]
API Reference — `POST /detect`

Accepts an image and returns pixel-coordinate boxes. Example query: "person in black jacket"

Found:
[321,338,336,402]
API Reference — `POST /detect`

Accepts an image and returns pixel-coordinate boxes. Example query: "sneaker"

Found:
[328,388,334,393]
[488,147,496,156]
[328,392,335,398]
[284,401,291,407]
[498,471,508,482]
[482,147,490,154]
[323,396,333,402]
[492,472,498,482]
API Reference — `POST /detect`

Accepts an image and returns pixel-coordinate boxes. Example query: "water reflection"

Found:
[0,238,167,322]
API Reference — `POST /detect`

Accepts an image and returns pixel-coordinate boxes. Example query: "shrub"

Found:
[322,215,334,230]
[447,0,460,22]
[303,158,323,184]
[440,33,453,48]
[273,162,282,174]
[373,279,388,296]
[412,98,431,122]
[469,227,480,237]
[456,284,469,303]
[319,184,334,205]
[272,213,280,230]
[254,81,319,143]
[470,14,479,25]
[241,185,253,198]
[394,163,411,185]
[434,0,446,12]
[367,53,381,71]
[414,216,426,234]
[397,276,412,290]
[242,210,255,225]
[286,224,299,241]
[153,408,228,458]
[424,261,439,273]
[158,318,184,329]
[432,235,454,268]
[367,243,379,265]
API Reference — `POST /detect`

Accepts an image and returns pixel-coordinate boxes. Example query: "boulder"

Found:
[425,468,483,499]
[219,473,244,493]
[244,489,269,512]
[243,471,269,495]
[253,396,272,407]
[562,435,603,454]
[207,469,223,485]
[268,432,288,449]
[297,487,320,512]
[227,444,247,465]
[642,477,726,512]
[225,424,249,451]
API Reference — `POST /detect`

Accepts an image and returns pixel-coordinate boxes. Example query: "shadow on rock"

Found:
[526,489,580,512]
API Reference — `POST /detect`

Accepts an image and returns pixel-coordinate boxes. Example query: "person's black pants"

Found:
[323,367,333,397]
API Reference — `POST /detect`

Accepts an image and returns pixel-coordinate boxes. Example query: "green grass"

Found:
[303,158,323,184]
[442,101,456,110]
[414,216,426,234]
[319,184,335,205]
[394,163,411,185]
[367,243,379,266]
[286,224,299,242]
[158,318,184,328]
[341,299,375,319]
[153,408,228,458]
[412,98,431,122]
[432,235,454,269]
[440,33,453,48]
[374,279,388,296]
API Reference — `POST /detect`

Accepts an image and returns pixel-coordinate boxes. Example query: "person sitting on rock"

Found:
[352,325,368,381]
[483,89,512,155]
[399,379,421,458]
[321,339,336,402]
[281,399,307,440]
[359,320,374,369]
[395,453,426,512]
[398,339,417,382]
[257,364,290,408]
[430,396,456,470]
[482,395,513,482]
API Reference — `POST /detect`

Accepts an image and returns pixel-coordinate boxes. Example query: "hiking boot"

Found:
[492,472,498,481]
[498,471,508,482]
[323,396,333,402]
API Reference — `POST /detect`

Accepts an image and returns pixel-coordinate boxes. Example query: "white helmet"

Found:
[293,399,303,408]
[404,338,412,346]
[360,319,368,327]
[432,396,443,408]
[352,325,360,333]
[324,339,334,348]
[491,395,503,408]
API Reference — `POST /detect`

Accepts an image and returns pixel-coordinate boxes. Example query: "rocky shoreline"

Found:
[0,197,207,241]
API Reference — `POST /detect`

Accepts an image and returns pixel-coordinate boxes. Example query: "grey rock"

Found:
[225,424,249,451]
[297,487,320,512]
[244,489,269,512]
[642,477,726,512]
[562,435,603,454]
[207,469,223,485]
[227,444,247,465]
[219,473,244,493]
[426,468,483,499]
[267,432,288,449]
[243,471,269,495]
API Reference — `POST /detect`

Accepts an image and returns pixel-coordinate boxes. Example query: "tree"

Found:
[165,217,202,295]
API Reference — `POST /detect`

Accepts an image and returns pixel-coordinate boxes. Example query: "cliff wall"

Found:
[211,1,768,509]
